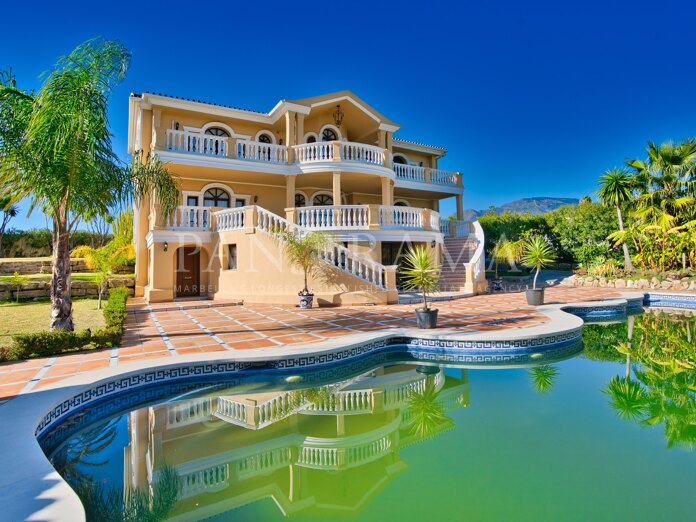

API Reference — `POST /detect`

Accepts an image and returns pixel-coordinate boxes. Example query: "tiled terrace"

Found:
[0,287,621,403]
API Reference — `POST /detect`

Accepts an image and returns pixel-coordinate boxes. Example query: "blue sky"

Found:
[2,0,696,228]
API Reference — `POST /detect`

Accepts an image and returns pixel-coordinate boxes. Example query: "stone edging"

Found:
[1,291,695,521]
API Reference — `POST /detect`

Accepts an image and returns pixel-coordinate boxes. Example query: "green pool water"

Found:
[46,310,696,521]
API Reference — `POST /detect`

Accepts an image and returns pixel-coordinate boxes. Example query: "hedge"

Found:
[0,287,129,361]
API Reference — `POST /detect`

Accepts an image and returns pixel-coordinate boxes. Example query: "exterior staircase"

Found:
[438,236,477,292]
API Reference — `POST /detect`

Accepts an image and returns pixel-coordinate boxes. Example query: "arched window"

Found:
[321,128,337,142]
[258,133,272,144]
[204,127,229,137]
[312,193,333,206]
[306,135,317,143]
[295,193,306,207]
[203,188,230,208]
[392,156,407,165]
[394,201,409,207]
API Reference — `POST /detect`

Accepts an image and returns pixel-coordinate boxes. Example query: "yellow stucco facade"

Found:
[127,90,476,305]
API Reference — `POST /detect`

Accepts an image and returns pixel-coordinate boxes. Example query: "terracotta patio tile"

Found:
[227,338,280,350]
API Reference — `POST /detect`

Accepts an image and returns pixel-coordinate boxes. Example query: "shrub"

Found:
[1,287,129,362]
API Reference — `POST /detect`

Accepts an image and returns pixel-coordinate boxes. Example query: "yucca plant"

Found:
[401,245,440,311]
[522,236,556,290]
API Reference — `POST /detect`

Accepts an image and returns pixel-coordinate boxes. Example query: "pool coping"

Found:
[0,290,694,522]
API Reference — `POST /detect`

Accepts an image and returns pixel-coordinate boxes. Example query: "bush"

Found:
[1,288,129,361]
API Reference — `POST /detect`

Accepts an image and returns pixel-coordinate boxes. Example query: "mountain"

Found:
[463,197,579,219]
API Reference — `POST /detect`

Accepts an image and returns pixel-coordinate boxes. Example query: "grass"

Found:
[0,272,134,283]
[0,299,105,349]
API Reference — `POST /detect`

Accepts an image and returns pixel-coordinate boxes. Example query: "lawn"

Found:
[0,299,105,349]
[0,272,134,283]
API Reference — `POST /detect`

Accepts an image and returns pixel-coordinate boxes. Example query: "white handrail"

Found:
[236,140,288,164]
[252,206,387,290]
[393,163,425,182]
[215,207,246,231]
[430,210,442,231]
[168,206,211,230]
[340,142,385,166]
[378,205,423,229]
[441,219,471,238]
[297,205,369,230]
[431,169,459,186]
[465,220,486,287]
[293,142,334,162]
[166,129,227,157]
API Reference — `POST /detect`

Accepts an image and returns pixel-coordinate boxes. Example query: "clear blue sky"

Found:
[2,0,695,229]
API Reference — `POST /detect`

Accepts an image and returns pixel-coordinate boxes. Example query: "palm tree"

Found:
[279,230,332,296]
[406,383,451,439]
[491,238,524,277]
[0,39,178,330]
[597,167,635,271]
[603,376,647,421]
[528,365,559,394]
[0,195,18,257]
[401,245,440,311]
[627,140,696,231]
[521,236,556,290]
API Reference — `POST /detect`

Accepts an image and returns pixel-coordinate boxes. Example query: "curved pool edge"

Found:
[1,290,694,522]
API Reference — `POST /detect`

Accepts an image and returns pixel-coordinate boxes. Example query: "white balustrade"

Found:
[236,140,288,164]
[166,129,227,157]
[441,220,471,238]
[178,464,229,499]
[168,206,211,230]
[297,446,339,469]
[393,163,426,182]
[257,392,298,427]
[215,207,246,231]
[430,210,441,231]
[431,169,459,186]
[340,142,385,166]
[166,399,212,428]
[297,205,369,230]
[382,378,427,408]
[293,142,334,162]
[379,205,424,229]
[254,206,386,289]
[236,447,292,480]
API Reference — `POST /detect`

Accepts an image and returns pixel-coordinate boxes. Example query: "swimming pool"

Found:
[38,307,696,521]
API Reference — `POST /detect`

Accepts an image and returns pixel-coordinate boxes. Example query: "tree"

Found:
[490,238,524,277]
[597,167,635,271]
[279,230,332,295]
[0,39,178,331]
[9,271,29,302]
[401,246,440,311]
[521,236,556,290]
[528,365,559,394]
[0,195,18,257]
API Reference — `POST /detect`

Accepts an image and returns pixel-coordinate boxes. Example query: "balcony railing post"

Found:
[368,204,381,230]
[245,206,258,234]
[332,141,342,162]
[285,207,297,225]
[422,209,432,231]
[424,168,432,184]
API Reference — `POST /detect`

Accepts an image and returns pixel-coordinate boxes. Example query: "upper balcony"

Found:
[161,129,461,191]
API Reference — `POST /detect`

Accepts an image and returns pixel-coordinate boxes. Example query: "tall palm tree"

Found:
[626,140,696,232]
[0,38,178,330]
[597,167,635,271]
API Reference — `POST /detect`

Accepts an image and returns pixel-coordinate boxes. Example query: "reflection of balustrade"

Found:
[297,446,339,469]
[345,435,391,467]
[167,398,212,428]
[303,389,373,415]
[236,447,292,480]
[178,463,229,499]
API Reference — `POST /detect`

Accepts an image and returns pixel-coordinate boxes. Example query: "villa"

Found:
[127,91,486,305]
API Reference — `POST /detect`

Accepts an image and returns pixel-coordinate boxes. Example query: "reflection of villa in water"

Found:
[124,365,469,519]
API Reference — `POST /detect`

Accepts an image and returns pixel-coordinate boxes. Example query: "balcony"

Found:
[292,204,442,233]
[162,129,461,188]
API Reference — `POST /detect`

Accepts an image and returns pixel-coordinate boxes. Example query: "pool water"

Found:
[43,310,696,521]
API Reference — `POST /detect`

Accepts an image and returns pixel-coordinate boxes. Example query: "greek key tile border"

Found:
[645,292,696,310]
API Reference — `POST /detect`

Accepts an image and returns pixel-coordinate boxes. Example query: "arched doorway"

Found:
[176,247,201,297]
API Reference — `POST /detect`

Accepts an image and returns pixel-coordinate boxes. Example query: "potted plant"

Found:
[280,230,331,309]
[402,245,440,328]
[521,236,556,305]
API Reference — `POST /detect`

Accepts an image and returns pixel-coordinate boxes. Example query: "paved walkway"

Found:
[0,287,621,403]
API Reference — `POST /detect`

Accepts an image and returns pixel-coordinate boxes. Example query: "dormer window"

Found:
[321,129,337,142]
